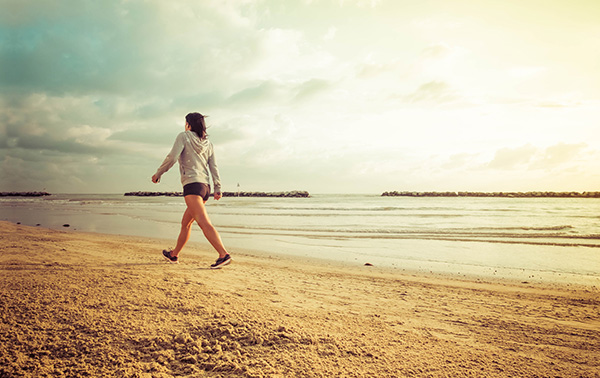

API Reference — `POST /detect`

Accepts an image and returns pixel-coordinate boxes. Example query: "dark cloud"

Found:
[0,2,263,98]
[13,136,116,155]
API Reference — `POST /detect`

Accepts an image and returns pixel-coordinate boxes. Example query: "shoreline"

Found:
[3,216,599,289]
[2,221,599,376]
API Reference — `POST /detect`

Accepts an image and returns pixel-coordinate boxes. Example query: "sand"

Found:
[1,221,599,377]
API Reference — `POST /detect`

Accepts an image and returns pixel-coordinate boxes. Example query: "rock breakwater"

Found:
[222,191,309,198]
[124,191,310,198]
[0,192,51,197]
[382,191,600,198]
[124,192,183,197]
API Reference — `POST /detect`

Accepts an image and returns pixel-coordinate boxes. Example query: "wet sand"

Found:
[1,221,599,377]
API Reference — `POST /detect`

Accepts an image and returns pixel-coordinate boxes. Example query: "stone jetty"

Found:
[0,192,51,197]
[222,191,309,198]
[381,191,600,198]
[124,191,310,198]
[124,192,183,197]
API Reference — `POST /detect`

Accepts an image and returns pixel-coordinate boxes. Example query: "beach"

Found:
[1,220,599,377]
[3,194,600,287]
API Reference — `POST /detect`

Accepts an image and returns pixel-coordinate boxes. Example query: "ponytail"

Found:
[185,112,207,139]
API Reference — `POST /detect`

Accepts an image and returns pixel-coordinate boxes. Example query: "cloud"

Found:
[441,153,481,170]
[65,125,112,145]
[338,0,382,7]
[293,79,331,101]
[1,1,262,97]
[242,27,335,82]
[323,26,337,40]
[226,81,280,106]
[487,143,587,171]
[508,66,547,79]
[420,43,452,60]
[534,96,583,108]
[356,57,402,79]
[109,128,182,145]
[207,116,257,146]
[536,143,587,168]
[488,145,537,169]
[403,81,458,105]
[411,18,463,31]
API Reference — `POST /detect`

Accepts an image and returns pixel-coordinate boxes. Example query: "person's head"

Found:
[185,112,207,139]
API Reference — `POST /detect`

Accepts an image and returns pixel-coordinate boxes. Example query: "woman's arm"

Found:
[208,143,222,197]
[152,133,185,183]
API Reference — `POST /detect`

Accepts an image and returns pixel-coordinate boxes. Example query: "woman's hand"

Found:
[214,192,222,201]
[151,174,160,183]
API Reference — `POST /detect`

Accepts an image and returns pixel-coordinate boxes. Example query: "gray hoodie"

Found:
[154,131,221,193]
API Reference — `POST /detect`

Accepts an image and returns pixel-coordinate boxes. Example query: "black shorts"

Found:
[183,182,210,201]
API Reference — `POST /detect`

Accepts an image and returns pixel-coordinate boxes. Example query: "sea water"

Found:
[2,194,599,286]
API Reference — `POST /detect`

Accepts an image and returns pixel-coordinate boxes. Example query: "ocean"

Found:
[2,193,599,286]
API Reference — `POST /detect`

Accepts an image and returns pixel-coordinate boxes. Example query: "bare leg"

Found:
[171,208,195,257]
[184,195,229,258]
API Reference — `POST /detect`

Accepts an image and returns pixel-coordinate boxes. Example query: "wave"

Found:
[217,227,600,248]
[216,223,600,243]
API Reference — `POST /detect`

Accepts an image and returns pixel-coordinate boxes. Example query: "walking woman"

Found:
[151,112,231,269]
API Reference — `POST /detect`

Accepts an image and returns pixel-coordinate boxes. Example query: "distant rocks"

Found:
[124,191,183,197]
[124,190,310,198]
[222,191,310,198]
[0,192,51,197]
[382,191,600,198]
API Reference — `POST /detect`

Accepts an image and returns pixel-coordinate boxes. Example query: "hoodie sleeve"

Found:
[154,132,185,179]
[208,143,222,193]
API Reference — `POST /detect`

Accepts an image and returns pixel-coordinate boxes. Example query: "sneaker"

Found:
[162,249,178,264]
[210,254,232,269]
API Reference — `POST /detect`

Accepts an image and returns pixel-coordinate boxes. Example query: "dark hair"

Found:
[185,112,207,139]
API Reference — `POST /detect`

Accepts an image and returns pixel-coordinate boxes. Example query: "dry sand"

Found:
[1,221,599,377]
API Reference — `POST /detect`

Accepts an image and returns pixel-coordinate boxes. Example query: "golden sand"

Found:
[1,221,599,377]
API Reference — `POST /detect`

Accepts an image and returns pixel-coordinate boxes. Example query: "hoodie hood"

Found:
[184,130,210,155]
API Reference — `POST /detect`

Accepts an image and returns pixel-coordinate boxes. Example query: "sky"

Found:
[1,0,599,194]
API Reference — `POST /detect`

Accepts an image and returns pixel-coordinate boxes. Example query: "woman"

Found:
[151,112,231,269]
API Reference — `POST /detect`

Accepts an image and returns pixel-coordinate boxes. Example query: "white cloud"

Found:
[535,143,587,168]
[403,81,459,105]
[488,145,537,170]
[410,18,463,31]
[338,0,382,7]
[508,66,547,79]
[241,27,335,81]
[356,55,403,79]
[323,26,337,40]
[420,43,452,60]
[65,125,113,145]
